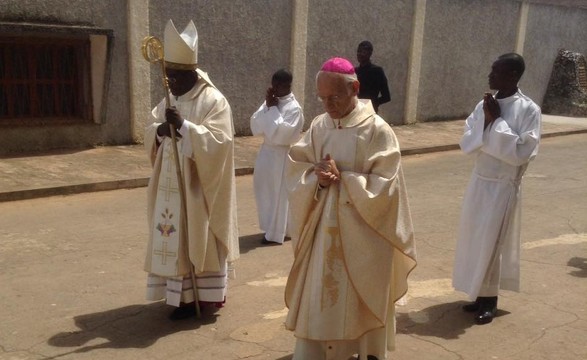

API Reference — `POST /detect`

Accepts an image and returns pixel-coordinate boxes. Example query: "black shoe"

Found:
[357,356,379,360]
[261,237,282,245]
[169,304,196,320]
[462,298,480,312]
[475,307,497,324]
[474,296,498,325]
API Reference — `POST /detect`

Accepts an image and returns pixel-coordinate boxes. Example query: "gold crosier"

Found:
[141,36,201,319]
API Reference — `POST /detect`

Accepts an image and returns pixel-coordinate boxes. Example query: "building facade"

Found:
[0,0,585,155]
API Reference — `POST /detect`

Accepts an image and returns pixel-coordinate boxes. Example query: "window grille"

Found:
[0,36,91,122]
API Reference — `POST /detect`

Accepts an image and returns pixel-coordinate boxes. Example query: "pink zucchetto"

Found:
[320,57,355,75]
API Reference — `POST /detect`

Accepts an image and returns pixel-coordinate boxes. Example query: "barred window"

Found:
[0,36,92,122]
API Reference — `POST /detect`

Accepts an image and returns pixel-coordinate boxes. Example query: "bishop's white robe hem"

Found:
[146,258,228,306]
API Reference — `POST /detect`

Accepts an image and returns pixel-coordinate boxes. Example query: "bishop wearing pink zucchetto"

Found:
[283,57,418,360]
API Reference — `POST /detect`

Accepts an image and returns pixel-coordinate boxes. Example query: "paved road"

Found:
[0,134,585,360]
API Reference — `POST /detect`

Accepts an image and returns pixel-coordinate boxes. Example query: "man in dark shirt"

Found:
[355,40,391,113]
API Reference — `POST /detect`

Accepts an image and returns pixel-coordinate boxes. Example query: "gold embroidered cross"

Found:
[158,176,179,201]
[164,143,175,173]
[153,241,177,265]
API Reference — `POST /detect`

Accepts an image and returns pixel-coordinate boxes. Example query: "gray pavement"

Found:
[0,133,585,360]
[0,114,586,202]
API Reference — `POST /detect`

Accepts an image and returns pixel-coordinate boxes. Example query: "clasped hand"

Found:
[265,87,278,108]
[157,107,184,138]
[483,92,501,129]
[314,154,340,188]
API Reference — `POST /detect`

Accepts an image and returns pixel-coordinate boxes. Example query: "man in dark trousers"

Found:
[355,40,391,113]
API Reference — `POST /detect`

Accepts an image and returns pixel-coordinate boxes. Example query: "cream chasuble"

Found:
[285,101,417,359]
[144,69,239,305]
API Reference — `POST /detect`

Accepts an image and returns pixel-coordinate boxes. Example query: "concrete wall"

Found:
[416,0,521,121]
[414,0,587,122]
[1,0,587,155]
[0,0,130,154]
[303,0,415,125]
[523,3,587,105]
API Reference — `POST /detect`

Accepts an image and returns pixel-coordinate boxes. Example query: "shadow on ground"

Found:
[568,257,587,277]
[46,302,218,358]
[239,233,291,254]
[239,233,265,254]
[396,301,510,339]
[276,354,356,360]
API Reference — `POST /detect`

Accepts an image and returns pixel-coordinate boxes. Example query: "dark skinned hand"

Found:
[156,122,182,139]
[165,107,185,130]
[265,87,278,108]
[483,92,501,129]
[156,106,184,138]
[314,153,340,188]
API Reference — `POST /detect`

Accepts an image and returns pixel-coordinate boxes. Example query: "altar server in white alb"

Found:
[250,69,304,245]
[453,53,541,325]
[144,19,239,320]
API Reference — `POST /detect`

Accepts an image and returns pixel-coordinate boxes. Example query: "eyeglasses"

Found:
[317,95,343,103]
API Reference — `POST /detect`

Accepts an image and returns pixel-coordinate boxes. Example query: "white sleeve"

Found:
[250,103,303,146]
[482,105,541,166]
[268,105,304,145]
[150,99,166,145]
[250,102,271,136]
[178,119,193,157]
[459,102,485,155]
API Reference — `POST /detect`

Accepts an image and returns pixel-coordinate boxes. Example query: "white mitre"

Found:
[164,19,198,70]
